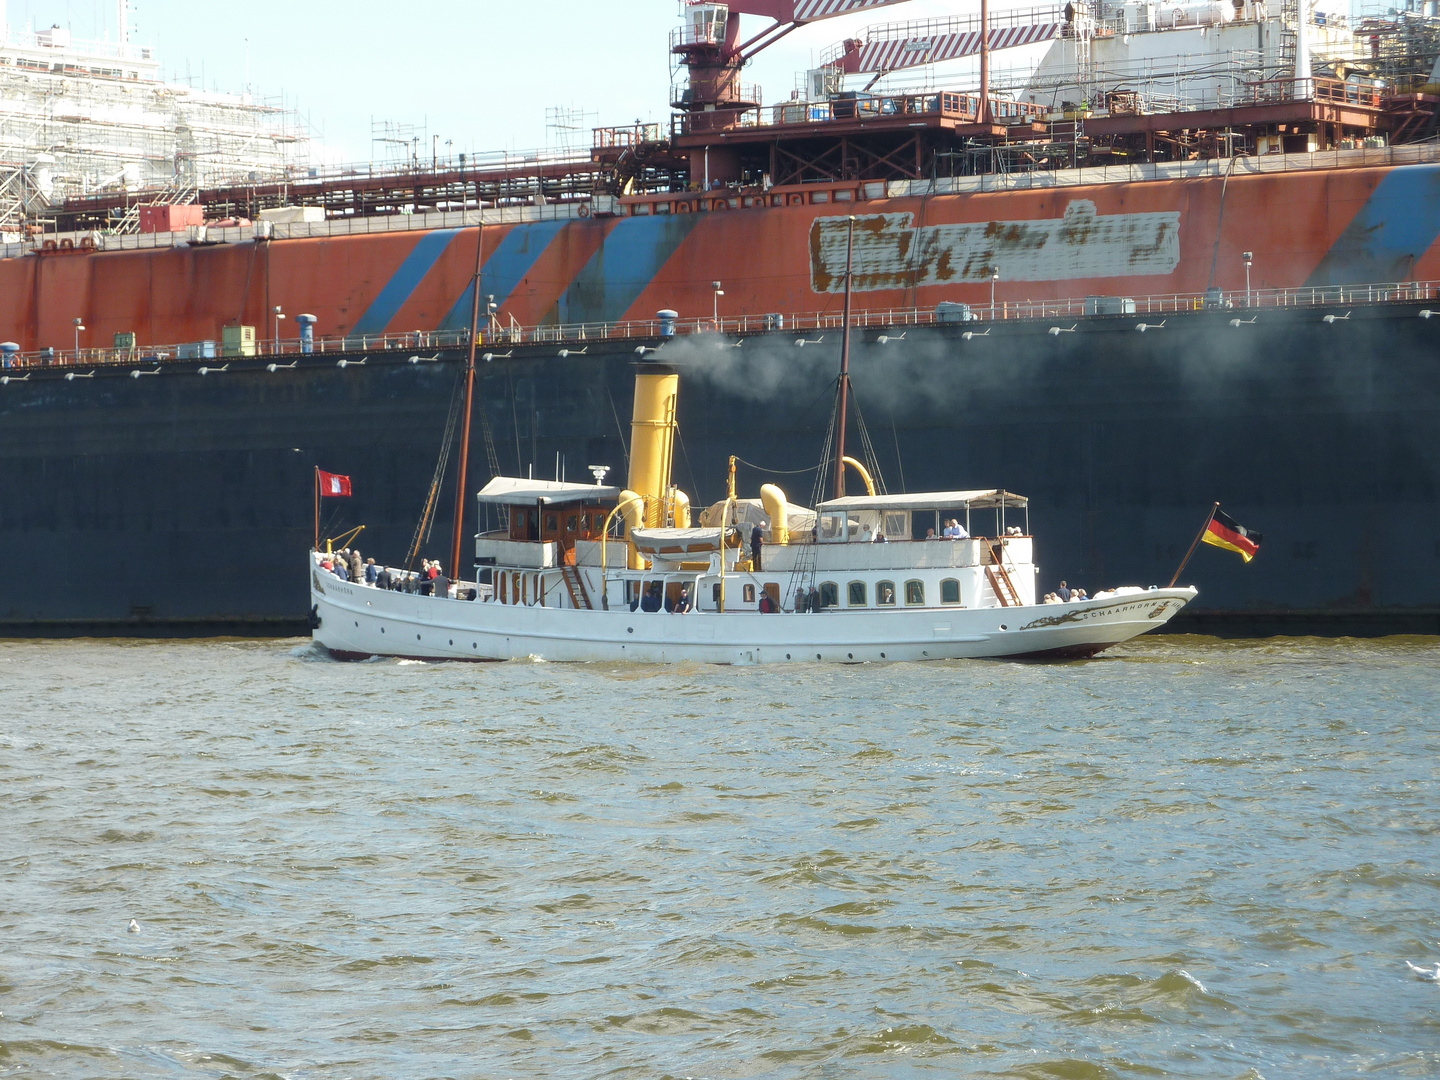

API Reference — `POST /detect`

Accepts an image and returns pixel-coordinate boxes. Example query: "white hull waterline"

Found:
[310,555,1196,664]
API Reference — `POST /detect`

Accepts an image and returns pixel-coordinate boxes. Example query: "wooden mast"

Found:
[833,215,856,500]
[450,208,483,579]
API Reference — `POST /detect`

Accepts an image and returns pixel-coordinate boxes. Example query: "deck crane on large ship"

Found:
[673,0,1053,162]
[673,0,915,131]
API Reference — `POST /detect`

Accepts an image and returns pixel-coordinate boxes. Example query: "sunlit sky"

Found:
[5,0,1011,161]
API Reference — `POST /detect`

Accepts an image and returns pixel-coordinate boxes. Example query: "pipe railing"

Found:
[3,281,1436,374]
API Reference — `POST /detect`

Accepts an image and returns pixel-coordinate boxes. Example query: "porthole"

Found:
[786,653,791,659]
[816,653,822,660]
[354,621,358,627]
[449,639,454,646]
[1000,624,1008,631]
[380,627,385,634]
[417,634,421,641]
[627,627,634,634]
[880,652,886,659]
[472,642,477,649]
[847,652,854,659]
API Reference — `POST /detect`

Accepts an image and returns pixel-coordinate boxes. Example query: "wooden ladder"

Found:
[560,564,593,610]
[984,541,1022,607]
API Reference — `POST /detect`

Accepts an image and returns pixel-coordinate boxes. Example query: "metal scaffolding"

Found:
[0,22,308,240]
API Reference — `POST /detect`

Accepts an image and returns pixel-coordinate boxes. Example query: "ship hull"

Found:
[2,300,1437,637]
[309,562,1198,664]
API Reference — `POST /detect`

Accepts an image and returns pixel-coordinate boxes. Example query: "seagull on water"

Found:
[127,920,140,934]
[1404,960,1439,982]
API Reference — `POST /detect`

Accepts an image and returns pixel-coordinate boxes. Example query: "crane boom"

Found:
[829,9,1066,74]
[723,0,915,26]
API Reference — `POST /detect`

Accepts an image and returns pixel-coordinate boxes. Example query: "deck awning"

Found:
[817,489,1028,512]
[476,477,621,506]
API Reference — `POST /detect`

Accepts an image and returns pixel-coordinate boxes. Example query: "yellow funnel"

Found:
[628,368,679,527]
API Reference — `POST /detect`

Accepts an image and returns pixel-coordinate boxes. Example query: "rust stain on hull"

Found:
[810,201,1182,292]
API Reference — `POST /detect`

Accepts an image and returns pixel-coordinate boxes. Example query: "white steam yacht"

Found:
[309,362,1195,663]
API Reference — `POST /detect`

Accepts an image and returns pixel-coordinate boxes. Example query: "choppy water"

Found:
[2,637,1438,1080]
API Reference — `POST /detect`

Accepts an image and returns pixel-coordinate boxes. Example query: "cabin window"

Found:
[545,513,559,534]
[941,578,961,604]
[566,514,579,532]
[743,584,756,604]
[819,512,845,542]
[848,581,867,607]
[876,581,896,606]
[819,581,838,608]
[883,512,907,540]
[713,583,721,604]
[905,579,925,606]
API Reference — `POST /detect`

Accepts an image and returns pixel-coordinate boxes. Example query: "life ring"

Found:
[577,202,591,218]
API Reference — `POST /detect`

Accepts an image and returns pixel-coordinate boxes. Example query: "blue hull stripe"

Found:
[1307,164,1440,286]
[351,229,462,336]
[554,215,701,325]
[439,220,571,331]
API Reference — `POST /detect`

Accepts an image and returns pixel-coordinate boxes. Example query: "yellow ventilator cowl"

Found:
[760,484,789,544]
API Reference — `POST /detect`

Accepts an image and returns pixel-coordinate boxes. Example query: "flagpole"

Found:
[1168,501,1220,588]
[313,466,320,553]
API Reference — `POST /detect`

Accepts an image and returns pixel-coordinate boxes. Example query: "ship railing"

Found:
[1243,76,1385,109]
[3,282,1438,373]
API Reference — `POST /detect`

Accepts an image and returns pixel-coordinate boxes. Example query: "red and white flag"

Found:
[318,470,352,497]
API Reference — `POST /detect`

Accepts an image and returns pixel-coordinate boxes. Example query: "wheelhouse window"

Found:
[876,581,896,606]
[819,581,839,608]
[847,581,867,607]
[941,578,961,604]
[905,579,925,606]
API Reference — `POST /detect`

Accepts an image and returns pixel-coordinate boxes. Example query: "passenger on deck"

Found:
[873,530,888,543]
[350,549,363,583]
[758,591,776,613]
[364,558,378,585]
[1074,588,1089,601]
[333,560,349,582]
[750,522,764,572]
[1057,580,1072,602]
[640,582,664,612]
[675,586,692,613]
[925,528,936,539]
[376,567,392,590]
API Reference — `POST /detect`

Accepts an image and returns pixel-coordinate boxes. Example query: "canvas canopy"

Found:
[630,527,733,555]
[817,489,1028,512]
[476,477,621,506]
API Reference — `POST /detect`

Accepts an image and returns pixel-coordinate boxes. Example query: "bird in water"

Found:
[1404,960,1439,982]
[127,920,140,934]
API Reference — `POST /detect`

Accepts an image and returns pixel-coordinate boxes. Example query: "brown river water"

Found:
[1,635,1437,1079]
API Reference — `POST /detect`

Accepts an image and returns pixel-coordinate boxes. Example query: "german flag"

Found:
[1202,508,1262,562]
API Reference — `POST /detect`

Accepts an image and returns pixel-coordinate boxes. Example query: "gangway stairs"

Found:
[983,540,1022,607]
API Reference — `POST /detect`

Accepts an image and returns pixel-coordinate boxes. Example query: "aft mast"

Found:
[833,214,856,500]
[449,208,483,580]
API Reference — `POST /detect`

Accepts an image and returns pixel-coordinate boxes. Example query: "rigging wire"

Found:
[732,456,821,476]
[406,370,466,570]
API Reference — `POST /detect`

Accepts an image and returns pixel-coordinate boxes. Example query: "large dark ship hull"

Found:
[2,300,1437,637]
